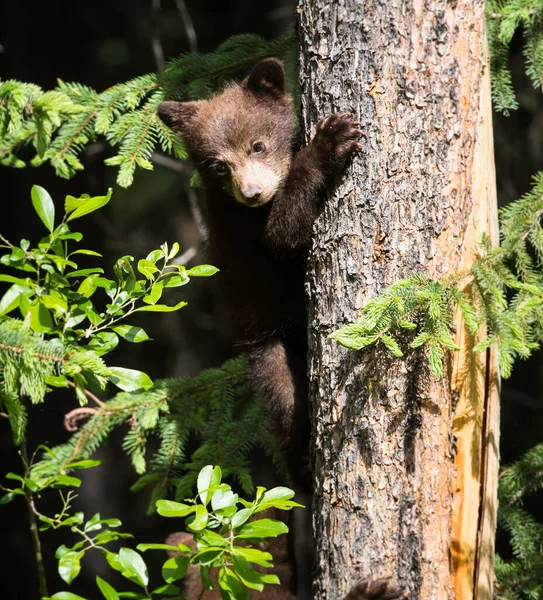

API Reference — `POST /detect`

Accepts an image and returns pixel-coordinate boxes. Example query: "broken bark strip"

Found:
[299,0,498,598]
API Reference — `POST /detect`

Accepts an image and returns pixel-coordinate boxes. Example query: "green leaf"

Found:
[259,487,295,504]
[31,185,55,232]
[66,268,104,278]
[143,280,164,305]
[156,500,195,518]
[211,489,238,512]
[137,543,191,553]
[0,284,31,315]
[69,459,102,469]
[168,242,180,259]
[231,508,253,529]
[186,504,209,531]
[112,325,151,343]
[113,255,136,291]
[232,547,273,567]
[66,189,112,221]
[218,567,249,600]
[29,300,53,333]
[58,549,84,584]
[45,375,69,388]
[45,593,89,600]
[0,492,16,505]
[134,300,187,313]
[70,249,103,257]
[236,518,288,539]
[119,547,148,588]
[161,556,190,583]
[192,546,225,565]
[162,274,189,288]
[0,274,27,285]
[145,249,163,264]
[41,294,68,315]
[231,556,264,591]
[137,259,158,280]
[198,465,222,506]
[86,332,119,357]
[151,583,181,596]
[53,475,82,488]
[78,275,100,298]
[198,530,229,548]
[186,264,219,277]
[108,367,153,392]
[96,576,120,600]
[200,565,214,591]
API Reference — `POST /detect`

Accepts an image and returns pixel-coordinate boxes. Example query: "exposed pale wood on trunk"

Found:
[298,0,499,598]
[450,46,500,600]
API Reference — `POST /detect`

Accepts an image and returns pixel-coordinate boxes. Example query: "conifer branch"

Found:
[332,172,543,380]
[0,34,296,187]
[27,358,281,510]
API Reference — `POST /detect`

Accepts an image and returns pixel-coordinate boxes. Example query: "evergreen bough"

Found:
[487,0,543,115]
[0,34,296,187]
[29,357,281,513]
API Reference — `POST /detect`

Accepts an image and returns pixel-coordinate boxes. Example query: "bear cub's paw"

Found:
[313,112,363,171]
[344,578,407,600]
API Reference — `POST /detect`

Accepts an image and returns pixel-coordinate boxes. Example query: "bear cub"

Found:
[158,59,404,600]
[158,58,361,489]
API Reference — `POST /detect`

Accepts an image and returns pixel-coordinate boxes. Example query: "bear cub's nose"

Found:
[242,184,262,201]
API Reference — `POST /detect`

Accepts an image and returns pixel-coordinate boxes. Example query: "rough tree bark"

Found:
[299,1,499,599]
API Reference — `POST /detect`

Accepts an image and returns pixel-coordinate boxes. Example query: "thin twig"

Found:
[174,0,198,53]
[19,439,48,598]
[0,411,8,419]
[66,380,106,408]
[151,0,165,72]
[172,246,198,265]
[64,407,99,432]
[151,150,189,174]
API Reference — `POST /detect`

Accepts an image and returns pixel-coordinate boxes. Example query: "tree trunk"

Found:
[298,1,499,599]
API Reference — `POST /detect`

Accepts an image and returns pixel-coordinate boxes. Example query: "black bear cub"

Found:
[158,59,405,600]
[157,58,361,487]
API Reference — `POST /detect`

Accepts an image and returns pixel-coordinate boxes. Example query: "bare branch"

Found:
[151,150,189,174]
[66,380,106,408]
[150,0,165,72]
[64,407,98,432]
[174,0,198,53]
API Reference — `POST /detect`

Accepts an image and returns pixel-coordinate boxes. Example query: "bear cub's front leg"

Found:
[265,112,362,252]
[310,112,363,176]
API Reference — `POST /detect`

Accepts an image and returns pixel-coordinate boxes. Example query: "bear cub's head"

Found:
[158,59,296,208]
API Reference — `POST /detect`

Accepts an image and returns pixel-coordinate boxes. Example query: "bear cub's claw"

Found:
[313,112,363,169]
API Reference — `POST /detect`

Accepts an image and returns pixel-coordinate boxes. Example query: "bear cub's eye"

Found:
[212,161,229,176]
[252,141,266,154]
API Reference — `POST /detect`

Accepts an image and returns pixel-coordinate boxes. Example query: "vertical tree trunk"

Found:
[298,1,499,599]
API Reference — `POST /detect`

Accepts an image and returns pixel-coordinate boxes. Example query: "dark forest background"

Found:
[1,1,542,598]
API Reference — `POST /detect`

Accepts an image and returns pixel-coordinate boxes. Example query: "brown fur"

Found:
[158,59,361,493]
[158,60,405,600]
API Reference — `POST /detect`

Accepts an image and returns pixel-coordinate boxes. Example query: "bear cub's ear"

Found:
[244,58,286,98]
[157,101,200,131]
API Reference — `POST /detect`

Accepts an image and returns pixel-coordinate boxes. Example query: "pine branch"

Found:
[486,0,543,114]
[331,172,543,379]
[0,33,296,187]
[30,357,282,512]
